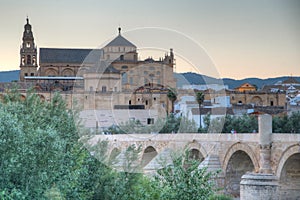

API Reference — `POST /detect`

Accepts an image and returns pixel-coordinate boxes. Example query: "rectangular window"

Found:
[147,118,154,124]
[130,77,133,84]
[102,86,107,92]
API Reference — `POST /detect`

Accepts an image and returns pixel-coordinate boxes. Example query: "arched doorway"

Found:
[141,146,158,168]
[251,96,263,106]
[279,153,300,199]
[225,150,254,197]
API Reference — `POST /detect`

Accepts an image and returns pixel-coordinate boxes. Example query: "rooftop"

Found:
[105,28,136,48]
[39,48,103,64]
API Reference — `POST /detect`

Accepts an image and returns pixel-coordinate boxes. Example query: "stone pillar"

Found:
[240,114,279,200]
[258,114,272,174]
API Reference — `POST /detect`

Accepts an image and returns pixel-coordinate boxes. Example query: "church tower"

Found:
[20,17,38,81]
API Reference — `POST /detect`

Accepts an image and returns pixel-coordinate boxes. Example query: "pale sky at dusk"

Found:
[0,0,299,79]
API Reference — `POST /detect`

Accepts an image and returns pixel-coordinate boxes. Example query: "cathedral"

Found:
[18,18,177,127]
[19,18,176,89]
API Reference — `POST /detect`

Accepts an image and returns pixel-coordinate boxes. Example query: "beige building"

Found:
[17,18,176,127]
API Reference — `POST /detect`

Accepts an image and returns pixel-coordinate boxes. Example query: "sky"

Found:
[0,0,299,79]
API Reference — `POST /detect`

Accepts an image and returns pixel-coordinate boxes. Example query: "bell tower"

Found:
[20,17,38,81]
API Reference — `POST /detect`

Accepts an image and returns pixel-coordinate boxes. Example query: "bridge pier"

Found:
[198,155,225,192]
[240,114,279,200]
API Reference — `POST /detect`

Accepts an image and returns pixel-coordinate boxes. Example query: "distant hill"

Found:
[177,72,300,89]
[0,70,299,89]
[0,70,19,82]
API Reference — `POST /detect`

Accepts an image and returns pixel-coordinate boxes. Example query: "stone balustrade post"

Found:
[258,114,272,174]
[240,114,279,200]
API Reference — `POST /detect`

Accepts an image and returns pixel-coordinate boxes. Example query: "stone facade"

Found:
[227,90,286,107]
[16,18,176,119]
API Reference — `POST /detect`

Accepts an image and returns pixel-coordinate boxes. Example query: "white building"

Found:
[181,84,228,91]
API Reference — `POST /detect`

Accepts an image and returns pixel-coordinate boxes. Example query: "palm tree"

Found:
[196,91,205,129]
[167,88,177,114]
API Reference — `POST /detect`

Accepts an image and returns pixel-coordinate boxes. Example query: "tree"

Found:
[273,112,300,133]
[167,88,177,114]
[104,114,200,134]
[155,150,218,200]
[159,113,181,133]
[177,116,198,133]
[195,91,205,129]
[201,114,259,133]
[0,89,91,199]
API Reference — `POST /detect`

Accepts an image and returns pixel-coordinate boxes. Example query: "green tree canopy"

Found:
[195,91,205,129]
[0,89,86,199]
[167,88,177,113]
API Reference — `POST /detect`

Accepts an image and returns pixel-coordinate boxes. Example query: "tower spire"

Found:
[20,17,37,82]
[118,27,121,35]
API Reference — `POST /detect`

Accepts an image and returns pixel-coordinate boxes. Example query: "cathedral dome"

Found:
[105,27,136,48]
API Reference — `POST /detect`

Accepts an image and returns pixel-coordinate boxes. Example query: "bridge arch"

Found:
[276,144,300,199]
[20,94,26,101]
[108,147,121,163]
[185,141,207,162]
[276,144,300,178]
[37,94,45,101]
[141,146,158,168]
[223,142,259,172]
[222,142,259,197]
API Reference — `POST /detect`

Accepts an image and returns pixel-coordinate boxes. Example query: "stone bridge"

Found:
[91,115,300,199]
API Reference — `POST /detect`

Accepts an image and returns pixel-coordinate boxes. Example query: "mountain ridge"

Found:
[176,72,300,89]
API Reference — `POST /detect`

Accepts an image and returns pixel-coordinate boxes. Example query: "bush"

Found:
[209,194,233,200]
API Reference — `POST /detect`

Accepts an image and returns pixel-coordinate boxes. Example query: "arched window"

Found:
[32,56,36,65]
[21,56,25,65]
[120,55,124,60]
[27,55,31,64]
